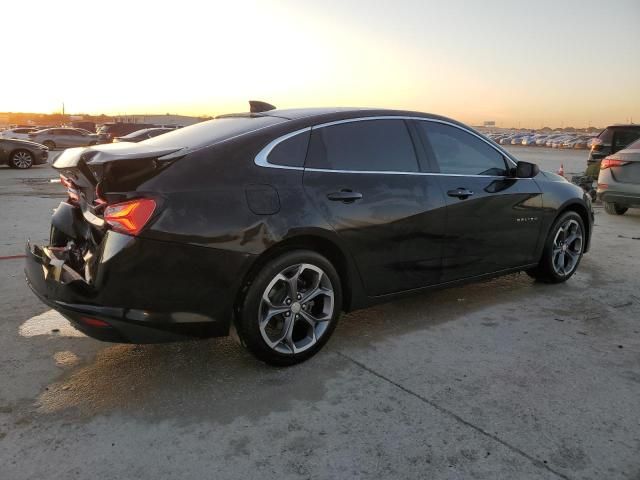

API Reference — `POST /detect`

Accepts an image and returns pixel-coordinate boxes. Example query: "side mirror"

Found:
[515,161,540,178]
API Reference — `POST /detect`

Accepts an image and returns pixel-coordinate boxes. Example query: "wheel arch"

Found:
[234,232,358,318]
[8,148,34,166]
[556,200,592,253]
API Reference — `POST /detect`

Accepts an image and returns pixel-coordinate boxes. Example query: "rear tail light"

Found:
[60,174,80,202]
[600,158,630,169]
[590,138,603,151]
[79,317,110,328]
[104,198,156,236]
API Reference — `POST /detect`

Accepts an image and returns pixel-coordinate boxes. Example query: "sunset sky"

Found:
[4,0,639,127]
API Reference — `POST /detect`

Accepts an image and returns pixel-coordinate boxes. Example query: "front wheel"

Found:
[527,211,585,283]
[237,250,342,366]
[604,202,627,215]
[43,140,56,150]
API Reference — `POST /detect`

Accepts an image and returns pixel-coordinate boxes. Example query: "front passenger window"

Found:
[419,122,508,176]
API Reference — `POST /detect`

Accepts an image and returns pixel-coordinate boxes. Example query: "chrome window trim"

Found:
[253,115,519,174]
[254,127,310,170]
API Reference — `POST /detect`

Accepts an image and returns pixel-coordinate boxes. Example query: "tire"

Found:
[527,211,585,283]
[604,202,628,215]
[237,250,342,366]
[43,140,56,150]
[9,150,34,169]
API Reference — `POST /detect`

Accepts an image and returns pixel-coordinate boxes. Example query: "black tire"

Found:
[9,150,34,169]
[604,202,628,215]
[527,211,585,283]
[43,140,56,150]
[237,250,342,366]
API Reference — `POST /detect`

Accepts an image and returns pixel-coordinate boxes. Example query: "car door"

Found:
[302,118,447,296]
[65,129,86,147]
[413,120,543,282]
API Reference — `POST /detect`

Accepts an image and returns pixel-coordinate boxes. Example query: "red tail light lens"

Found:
[600,158,630,169]
[104,198,156,236]
[60,174,79,202]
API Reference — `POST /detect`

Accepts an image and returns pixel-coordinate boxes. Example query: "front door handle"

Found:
[447,188,474,199]
[327,190,363,203]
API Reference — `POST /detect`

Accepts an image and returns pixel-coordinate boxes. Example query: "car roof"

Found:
[218,106,464,128]
[604,124,640,129]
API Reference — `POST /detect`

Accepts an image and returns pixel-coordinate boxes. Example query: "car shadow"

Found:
[33,271,573,424]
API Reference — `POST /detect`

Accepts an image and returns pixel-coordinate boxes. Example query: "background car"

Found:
[588,124,640,166]
[0,127,41,141]
[26,106,593,366]
[28,128,99,149]
[113,127,173,143]
[97,123,156,143]
[0,138,48,169]
[597,138,640,215]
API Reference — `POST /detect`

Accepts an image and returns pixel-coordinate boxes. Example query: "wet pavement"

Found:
[1,156,639,479]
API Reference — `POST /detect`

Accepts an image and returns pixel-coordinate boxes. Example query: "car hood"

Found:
[0,138,47,149]
[539,170,569,182]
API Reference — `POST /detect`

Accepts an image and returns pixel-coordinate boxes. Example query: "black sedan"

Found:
[112,127,174,143]
[25,104,593,365]
[0,138,48,169]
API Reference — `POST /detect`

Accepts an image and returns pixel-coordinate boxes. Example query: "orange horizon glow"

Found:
[3,0,639,129]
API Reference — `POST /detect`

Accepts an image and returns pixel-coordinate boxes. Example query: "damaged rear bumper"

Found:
[25,232,255,343]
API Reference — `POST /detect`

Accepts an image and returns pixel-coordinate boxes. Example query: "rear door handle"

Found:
[447,188,474,199]
[327,190,363,203]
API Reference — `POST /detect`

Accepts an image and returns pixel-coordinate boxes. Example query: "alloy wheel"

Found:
[12,151,33,169]
[551,218,583,276]
[259,263,334,355]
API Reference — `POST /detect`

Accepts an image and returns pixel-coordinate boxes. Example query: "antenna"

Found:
[249,100,276,113]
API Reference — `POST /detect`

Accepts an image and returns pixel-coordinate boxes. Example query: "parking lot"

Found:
[1,149,639,479]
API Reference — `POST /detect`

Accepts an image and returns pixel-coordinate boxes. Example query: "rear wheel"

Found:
[237,250,342,366]
[604,202,628,215]
[9,150,34,169]
[527,211,585,283]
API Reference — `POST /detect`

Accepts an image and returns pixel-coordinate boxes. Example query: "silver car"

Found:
[597,138,640,215]
[28,128,99,150]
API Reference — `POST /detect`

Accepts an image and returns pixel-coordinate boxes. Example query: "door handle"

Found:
[447,188,474,199]
[327,190,363,203]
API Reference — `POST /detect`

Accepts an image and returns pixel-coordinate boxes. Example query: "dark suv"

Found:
[588,124,640,166]
[25,106,593,365]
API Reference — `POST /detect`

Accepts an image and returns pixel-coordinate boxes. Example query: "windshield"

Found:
[143,116,286,150]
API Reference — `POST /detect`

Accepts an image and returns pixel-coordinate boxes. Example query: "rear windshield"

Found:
[143,116,286,150]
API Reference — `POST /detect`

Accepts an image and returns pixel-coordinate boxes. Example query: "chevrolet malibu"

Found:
[25,104,593,365]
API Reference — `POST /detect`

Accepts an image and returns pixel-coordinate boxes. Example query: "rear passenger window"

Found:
[267,130,310,167]
[306,119,419,172]
[418,122,508,176]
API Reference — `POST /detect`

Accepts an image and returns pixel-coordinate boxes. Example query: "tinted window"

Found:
[267,130,310,167]
[419,122,508,176]
[306,119,418,172]
[613,129,640,151]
